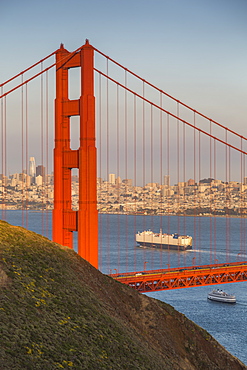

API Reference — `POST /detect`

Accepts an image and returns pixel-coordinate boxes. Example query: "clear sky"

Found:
[1,0,247,181]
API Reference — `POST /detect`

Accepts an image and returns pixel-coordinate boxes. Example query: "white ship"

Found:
[207,289,236,303]
[136,230,192,251]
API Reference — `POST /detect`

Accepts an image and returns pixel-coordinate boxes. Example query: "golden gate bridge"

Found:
[1,40,247,292]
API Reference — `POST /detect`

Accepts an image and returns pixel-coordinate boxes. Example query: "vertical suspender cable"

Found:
[177,102,180,267]
[98,73,102,270]
[134,94,137,272]
[124,70,128,272]
[198,130,201,266]
[4,96,6,220]
[25,82,29,228]
[116,84,120,273]
[40,62,44,235]
[159,92,163,269]
[0,86,6,220]
[3,96,6,220]
[193,112,199,265]
[167,113,170,269]
[240,138,243,260]
[242,144,246,257]
[21,75,25,226]
[244,149,246,256]
[227,146,231,263]
[225,130,228,262]
[213,137,217,263]
[209,120,212,265]
[150,105,154,269]
[106,59,110,273]
[183,109,186,266]
[142,81,146,269]
[45,70,49,237]
[240,138,245,258]
[225,129,229,263]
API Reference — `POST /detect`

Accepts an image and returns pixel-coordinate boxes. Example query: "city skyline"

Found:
[2,166,247,216]
[2,164,247,189]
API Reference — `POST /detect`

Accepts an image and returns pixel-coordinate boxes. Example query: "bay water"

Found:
[1,210,247,365]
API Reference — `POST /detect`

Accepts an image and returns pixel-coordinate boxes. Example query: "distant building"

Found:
[0,175,8,186]
[122,179,132,186]
[109,173,116,184]
[177,182,186,188]
[161,187,174,197]
[164,175,170,187]
[29,157,36,177]
[187,178,195,186]
[36,165,45,177]
[36,175,43,186]
[18,173,31,187]
[145,183,157,189]
[115,176,122,185]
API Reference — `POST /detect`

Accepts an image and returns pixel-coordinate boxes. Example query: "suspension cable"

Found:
[93,47,247,143]
[94,68,247,156]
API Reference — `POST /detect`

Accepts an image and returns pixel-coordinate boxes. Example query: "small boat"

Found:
[207,289,236,304]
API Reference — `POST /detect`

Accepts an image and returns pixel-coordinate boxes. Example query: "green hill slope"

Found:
[0,220,246,370]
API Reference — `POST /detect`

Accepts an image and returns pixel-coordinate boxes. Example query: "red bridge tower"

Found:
[52,40,98,268]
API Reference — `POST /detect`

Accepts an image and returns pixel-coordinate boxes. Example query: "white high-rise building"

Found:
[36,175,43,186]
[29,157,36,177]
[109,173,116,184]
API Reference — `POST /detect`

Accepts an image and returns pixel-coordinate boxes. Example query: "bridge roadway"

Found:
[110,262,247,293]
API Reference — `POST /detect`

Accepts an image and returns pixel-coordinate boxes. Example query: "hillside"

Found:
[0,220,246,370]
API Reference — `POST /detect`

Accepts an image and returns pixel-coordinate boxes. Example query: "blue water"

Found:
[146,284,247,366]
[1,211,247,365]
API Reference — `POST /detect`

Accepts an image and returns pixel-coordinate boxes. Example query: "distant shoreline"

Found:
[1,207,246,219]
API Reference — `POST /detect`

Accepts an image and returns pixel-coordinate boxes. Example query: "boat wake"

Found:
[188,249,247,259]
[236,302,247,306]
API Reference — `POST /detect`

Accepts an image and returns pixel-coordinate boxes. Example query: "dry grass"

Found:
[0,220,246,370]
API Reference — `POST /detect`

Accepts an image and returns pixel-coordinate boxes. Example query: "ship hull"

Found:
[137,241,192,251]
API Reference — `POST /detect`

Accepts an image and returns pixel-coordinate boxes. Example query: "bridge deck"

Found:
[111,262,247,293]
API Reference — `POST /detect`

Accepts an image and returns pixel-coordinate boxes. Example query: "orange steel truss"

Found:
[112,263,247,293]
[53,40,98,268]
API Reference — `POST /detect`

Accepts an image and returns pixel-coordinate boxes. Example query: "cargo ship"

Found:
[136,230,192,251]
